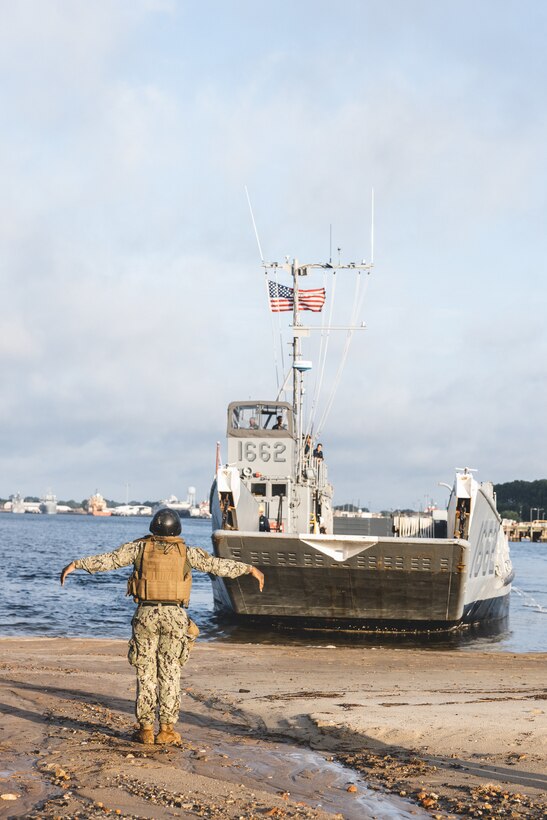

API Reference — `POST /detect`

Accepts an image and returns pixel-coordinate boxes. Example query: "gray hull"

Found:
[211,530,510,630]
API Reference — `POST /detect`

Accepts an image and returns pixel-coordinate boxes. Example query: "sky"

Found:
[1,0,546,509]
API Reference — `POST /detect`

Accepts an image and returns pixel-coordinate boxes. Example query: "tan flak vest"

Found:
[127,535,192,606]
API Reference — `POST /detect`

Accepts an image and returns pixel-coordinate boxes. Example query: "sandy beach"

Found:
[0,638,545,819]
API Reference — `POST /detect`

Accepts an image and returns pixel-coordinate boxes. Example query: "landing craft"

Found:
[210,252,513,632]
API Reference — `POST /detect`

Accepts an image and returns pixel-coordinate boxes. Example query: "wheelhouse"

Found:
[227,401,293,436]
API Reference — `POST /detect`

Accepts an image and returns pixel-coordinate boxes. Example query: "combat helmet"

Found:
[149,507,182,537]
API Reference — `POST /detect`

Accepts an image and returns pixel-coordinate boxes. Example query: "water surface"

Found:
[1,515,545,652]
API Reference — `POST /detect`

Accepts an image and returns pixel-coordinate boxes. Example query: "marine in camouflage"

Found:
[73,538,251,725]
[74,541,251,579]
[129,604,191,724]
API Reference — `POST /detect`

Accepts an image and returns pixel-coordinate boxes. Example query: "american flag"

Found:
[268,281,326,313]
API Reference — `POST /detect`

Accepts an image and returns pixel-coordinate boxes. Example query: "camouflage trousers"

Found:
[128,604,191,725]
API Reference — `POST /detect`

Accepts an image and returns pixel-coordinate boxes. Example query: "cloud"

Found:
[1,1,546,506]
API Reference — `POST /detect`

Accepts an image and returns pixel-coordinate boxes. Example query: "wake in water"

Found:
[512,585,547,614]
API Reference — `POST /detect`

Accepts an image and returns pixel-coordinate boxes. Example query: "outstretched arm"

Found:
[248,565,264,591]
[59,541,141,586]
[60,561,76,585]
[187,547,265,592]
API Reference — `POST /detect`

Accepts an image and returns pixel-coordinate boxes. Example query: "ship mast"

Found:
[292,258,301,422]
[264,257,373,482]
[292,259,303,479]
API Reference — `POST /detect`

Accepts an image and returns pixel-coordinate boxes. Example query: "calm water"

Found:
[1,514,545,652]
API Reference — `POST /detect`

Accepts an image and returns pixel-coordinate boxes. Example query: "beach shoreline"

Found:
[0,638,545,818]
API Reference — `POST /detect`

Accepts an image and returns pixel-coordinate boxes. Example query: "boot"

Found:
[134,723,155,745]
[155,723,181,745]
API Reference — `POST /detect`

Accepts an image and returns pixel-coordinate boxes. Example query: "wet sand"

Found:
[0,638,545,819]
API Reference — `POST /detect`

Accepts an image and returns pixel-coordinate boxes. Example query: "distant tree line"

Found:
[334,503,369,513]
[494,479,547,521]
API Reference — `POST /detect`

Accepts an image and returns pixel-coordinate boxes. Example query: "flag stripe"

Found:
[298,287,326,312]
[268,281,325,313]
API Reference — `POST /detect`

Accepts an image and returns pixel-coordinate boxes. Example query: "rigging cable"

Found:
[245,185,283,393]
[304,266,328,434]
[305,269,336,437]
[315,271,371,438]
[316,271,370,437]
[315,277,359,437]
[264,273,281,392]
[276,265,286,385]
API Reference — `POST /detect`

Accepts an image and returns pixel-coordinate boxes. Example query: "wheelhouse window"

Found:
[261,405,288,430]
[231,405,261,430]
[251,483,267,496]
[230,403,291,433]
[272,483,287,497]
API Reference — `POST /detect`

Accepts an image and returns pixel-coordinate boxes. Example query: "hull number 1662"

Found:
[237,441,287,463]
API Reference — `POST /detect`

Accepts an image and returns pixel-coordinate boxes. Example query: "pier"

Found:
[503,519,547,542]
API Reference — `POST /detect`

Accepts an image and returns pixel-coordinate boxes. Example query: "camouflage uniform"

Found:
[74,541,251,725]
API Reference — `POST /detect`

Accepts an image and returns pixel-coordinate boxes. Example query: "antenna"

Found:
[370,187,375,265]
[329,224,332,264]
[245,186,265,262]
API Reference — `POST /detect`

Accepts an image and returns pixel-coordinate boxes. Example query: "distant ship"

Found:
[190,500,212,519]
[111,504,153,517]
[87,492,111,516]
[40,491,57,515]
[154,487,197,518]
[10,493,25,514]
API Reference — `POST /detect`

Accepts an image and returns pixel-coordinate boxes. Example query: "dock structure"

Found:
[503,519,547,542]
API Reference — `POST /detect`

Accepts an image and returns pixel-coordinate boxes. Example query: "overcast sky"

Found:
[1,0,546,509]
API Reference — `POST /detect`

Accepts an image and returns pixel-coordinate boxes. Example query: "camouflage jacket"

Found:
[74,539,251,579]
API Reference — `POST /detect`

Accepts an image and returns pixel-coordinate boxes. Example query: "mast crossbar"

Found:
[290,325,367,331]
[263,262,373,274]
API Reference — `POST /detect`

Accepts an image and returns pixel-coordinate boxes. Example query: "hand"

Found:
[60,562,76,586]
[249,566,264,592]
